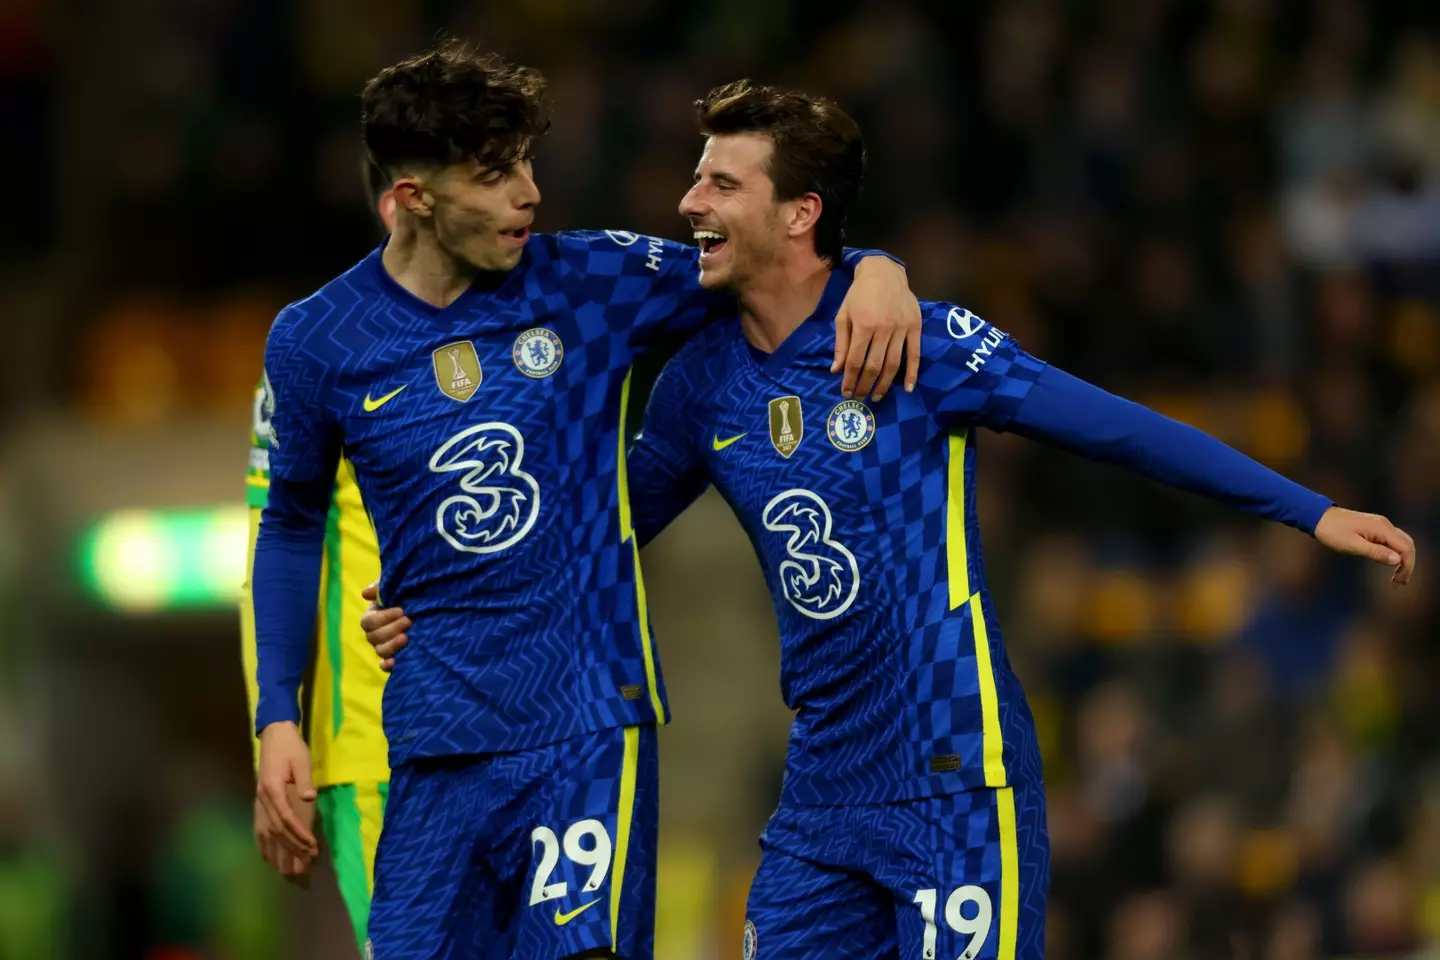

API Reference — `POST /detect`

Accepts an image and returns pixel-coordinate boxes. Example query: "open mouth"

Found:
[694,229,728,260]
[501,226,531,245]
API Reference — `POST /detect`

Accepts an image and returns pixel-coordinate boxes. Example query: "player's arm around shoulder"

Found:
[628,348,714,547]
[548,229,699,295]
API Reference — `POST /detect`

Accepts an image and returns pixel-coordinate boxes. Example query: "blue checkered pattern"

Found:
[262,231,730,763]
[629,271,1046,805]
[746,780,1049,960]
[368,724,659,960]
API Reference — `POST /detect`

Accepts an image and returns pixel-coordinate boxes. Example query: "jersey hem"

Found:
[387,696,665,767]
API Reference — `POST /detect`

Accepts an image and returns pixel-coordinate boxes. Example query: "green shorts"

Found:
[317,781,389,953]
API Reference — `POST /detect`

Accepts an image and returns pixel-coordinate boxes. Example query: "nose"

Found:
[678,183,705,219]
[515,164,541,209]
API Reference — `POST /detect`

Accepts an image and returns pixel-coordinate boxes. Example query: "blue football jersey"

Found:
[629,270,1046,805]
[263,230,725,765]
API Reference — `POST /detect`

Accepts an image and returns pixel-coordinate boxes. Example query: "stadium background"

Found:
[1,0,1438,956]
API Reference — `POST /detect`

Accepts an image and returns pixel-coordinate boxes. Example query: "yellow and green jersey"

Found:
[240,379,389,786]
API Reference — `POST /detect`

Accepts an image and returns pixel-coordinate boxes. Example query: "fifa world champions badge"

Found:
[433,340,483,401]
[768,396,803,458]
[827,400,875,452]
[512,328,564,378]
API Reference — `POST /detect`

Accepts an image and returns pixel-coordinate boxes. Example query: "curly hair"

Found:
[695,80,865,263]
[362,40,551,176]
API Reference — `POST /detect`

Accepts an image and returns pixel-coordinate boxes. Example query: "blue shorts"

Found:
[367,724,658,960]
[745,783,1049,960]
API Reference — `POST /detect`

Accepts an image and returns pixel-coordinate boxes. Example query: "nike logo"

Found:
[553,898,602,926]
[712,433,746,451]
[363,385,407,412]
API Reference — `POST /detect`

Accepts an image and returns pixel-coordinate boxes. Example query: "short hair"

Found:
[361,39,550,177]
[695,80,865,263]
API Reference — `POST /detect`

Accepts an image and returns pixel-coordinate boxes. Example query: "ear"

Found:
[787,193,823,240]
[392,176,432,217]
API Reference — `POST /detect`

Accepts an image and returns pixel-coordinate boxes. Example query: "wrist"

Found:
[259,720,301,741]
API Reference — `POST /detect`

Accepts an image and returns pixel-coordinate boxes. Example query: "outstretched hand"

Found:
[1314,506,1417,587]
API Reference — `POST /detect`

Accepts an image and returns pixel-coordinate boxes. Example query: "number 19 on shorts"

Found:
[914,886,993,960]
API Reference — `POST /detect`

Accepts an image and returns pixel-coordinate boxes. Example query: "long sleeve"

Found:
[628,361,711,548]
[251,473,333,733]
[1008,365,1333,534]
[918,302,1333,535]
[239,506,265,769]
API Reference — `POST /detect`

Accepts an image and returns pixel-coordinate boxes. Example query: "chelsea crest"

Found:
[827,400,875,452]
[512,328,563,378]
[743,919,758,960]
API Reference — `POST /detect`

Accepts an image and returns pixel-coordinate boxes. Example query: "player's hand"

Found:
[1313,506,1416,586]
[834,256,921,402]
[257,721,319,860]
[361,581,410,672]
[254,794,314,888]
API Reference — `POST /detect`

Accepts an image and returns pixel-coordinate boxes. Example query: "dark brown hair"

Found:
[362,40,550,177]
[695,80,865,262]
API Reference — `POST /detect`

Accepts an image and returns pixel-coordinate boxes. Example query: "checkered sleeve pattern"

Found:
[914,302,1047,433]
[629,349,713,547]
[547,231,726,348]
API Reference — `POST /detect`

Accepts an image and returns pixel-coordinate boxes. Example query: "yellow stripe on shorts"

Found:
[996,786,1019,960]
[609,725,640,951]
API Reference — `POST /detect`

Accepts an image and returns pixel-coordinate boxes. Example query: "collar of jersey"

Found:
[367,239,526,319]
[741,267,853,380]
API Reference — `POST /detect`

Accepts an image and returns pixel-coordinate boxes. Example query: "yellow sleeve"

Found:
[239,505,264,773]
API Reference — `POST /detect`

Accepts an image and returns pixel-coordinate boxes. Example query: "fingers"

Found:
[254,799,282,872]
[1361,537,1402,566]
[903,302,921,392]
[362,608,410,642]
[1380,523,1417,586]
[260,763,317,857]
[257,830,280,871]
[870,327,906,402]
[257,780,302,858]
[855,326,891,400]
[362,581,378,602]
[294,761,317,804]
[842,323,880,399]
[360,604,406,634]
[832,308,853,378]
[364,603,410,664]
[1353,516,1417,586]
[374,634,408,660]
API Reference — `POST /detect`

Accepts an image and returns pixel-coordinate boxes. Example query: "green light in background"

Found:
[78,505,249,612]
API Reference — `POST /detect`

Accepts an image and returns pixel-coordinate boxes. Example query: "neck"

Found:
[381,214,478,308]
[736,252,832,353]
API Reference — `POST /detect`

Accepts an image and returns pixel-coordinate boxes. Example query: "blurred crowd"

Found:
[3,0,1440,957]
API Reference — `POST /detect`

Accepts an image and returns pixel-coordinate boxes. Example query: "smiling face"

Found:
[398,155,540,272]
[679,133,790,292]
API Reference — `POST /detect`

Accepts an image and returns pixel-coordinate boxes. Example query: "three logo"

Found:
[762,488,860,620]
[429,423,541,555]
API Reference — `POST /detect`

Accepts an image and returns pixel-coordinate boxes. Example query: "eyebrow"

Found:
[699,170,742,187]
